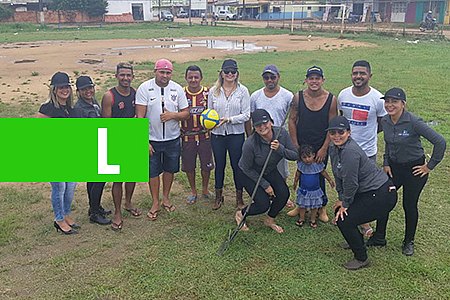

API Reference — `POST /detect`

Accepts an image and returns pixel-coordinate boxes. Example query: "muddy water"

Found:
[110,39,276,52]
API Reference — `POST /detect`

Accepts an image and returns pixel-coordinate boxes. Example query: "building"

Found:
[106,0,153,21]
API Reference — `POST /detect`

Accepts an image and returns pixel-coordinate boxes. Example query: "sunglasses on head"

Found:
[263,74,277,81]
[329,129,346,136]
[223,69,237,75]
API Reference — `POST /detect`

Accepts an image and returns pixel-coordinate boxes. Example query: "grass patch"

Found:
[0,29,449,299]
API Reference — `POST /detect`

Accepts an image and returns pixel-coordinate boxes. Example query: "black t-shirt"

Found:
[39,102,75,118]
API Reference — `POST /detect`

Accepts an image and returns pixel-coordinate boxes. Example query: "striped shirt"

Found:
[181,86,210,142]
[208,83,250,136]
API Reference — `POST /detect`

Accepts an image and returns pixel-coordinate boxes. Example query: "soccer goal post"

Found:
[290,4,347,37]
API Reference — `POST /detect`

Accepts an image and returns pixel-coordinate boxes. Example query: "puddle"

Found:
[110,39,276,52]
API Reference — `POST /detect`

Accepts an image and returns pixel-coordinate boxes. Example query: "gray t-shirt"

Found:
[250,86,293,127]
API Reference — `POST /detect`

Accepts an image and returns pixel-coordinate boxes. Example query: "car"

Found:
[216,10,236,21]
[160,10,174,22]
[177,11,188,18]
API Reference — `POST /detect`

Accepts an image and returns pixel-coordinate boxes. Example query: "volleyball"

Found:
[200,109,220,130]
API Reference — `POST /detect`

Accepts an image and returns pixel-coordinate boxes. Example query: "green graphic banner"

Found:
[0,118,149,182]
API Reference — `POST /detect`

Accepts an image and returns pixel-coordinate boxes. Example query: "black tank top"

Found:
[110,87,136,118]
[296,90,333,152]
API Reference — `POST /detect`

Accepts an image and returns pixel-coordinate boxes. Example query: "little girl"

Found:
[294,145,335,228]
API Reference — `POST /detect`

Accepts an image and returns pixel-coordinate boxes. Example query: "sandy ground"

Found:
[0,34,371,104]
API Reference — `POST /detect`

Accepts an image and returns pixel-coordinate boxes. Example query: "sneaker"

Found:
[402,241,414,256]
[88,206,112,217]
[366,236,387,247]
[89,213,112,225]
[99,206,112,216]
[343,258,370,270]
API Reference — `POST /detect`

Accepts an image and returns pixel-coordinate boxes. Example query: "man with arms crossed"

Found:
[181,65,214,204]
[135,59,189,221]
[102,63,141,231]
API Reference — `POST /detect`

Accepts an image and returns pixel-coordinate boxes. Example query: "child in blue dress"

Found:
[294,145,335,228]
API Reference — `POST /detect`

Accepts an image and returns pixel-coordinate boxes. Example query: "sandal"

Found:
[111,220,123,231]
[147,210,159,221]
[295,219,305,227]
[186,195,197,204]
[162,203,176,213]
[124,207,142,217]
[202,192,213,200]
[310,221,318,229]
[361,227,374,238]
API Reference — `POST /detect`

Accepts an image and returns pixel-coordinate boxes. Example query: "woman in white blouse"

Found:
[208,59,250,210]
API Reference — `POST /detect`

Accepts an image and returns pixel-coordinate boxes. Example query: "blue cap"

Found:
[262,64,279,76]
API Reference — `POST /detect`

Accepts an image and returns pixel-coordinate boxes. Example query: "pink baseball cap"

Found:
[154,59,173,71]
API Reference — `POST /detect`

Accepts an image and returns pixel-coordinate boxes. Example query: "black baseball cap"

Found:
[381,87,406,101]
[306,66,324,78]
[76,76,95,90]
[221,59,238,70]
[252,109,273,126]
[326,116,350,131]
[50,72,70,87]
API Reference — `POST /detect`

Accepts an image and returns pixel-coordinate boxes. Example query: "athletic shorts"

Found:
[181,139,214,172]
[149,138,181,178]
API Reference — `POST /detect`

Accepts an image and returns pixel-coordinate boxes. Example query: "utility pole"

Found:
[189,0,192,25]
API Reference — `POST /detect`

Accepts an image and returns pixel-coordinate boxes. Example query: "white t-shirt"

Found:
[337,86,386,157]
[136,78,188,142]
[250,86,293,127]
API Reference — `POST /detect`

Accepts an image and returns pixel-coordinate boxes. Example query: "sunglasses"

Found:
[329,129,346,136]
[223,69,237,75]
[263,74,277,81]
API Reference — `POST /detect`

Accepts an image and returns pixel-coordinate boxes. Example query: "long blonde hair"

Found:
[213,70,239,97]
[43,85,74,109]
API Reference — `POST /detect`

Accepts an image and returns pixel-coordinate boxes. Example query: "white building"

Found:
[106,0,153,21]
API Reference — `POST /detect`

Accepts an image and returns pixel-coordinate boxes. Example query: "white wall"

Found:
[191,0,206,10]
[107,0,153,21]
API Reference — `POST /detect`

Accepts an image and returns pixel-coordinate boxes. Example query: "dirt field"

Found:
[0,34,372,105]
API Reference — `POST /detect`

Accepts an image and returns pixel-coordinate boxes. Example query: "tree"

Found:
[85,0,108,17]
[0,4,14,21]
[50,0,107,17]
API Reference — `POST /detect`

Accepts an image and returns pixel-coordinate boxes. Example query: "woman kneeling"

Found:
[236,109,298,233]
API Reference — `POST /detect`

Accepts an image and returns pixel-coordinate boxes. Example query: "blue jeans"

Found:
[211,133,244,190]
[50,182,77,221]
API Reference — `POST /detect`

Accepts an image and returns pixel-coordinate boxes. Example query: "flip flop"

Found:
[186,195,197,204]
[295,219,305,227]
[310,221,318,229]
[162,203,176,213]
[124,207,142,217]
[202,192,213,200]
[111,220,123,231]
[147,210,159,221]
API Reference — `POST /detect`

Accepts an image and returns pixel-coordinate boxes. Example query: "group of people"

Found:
[39,58,446,270]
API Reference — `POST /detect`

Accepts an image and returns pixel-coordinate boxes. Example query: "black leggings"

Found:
[390,157,428,243]
[87,182,106,214]
[240,169,290,218]
[337,180,397,261]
